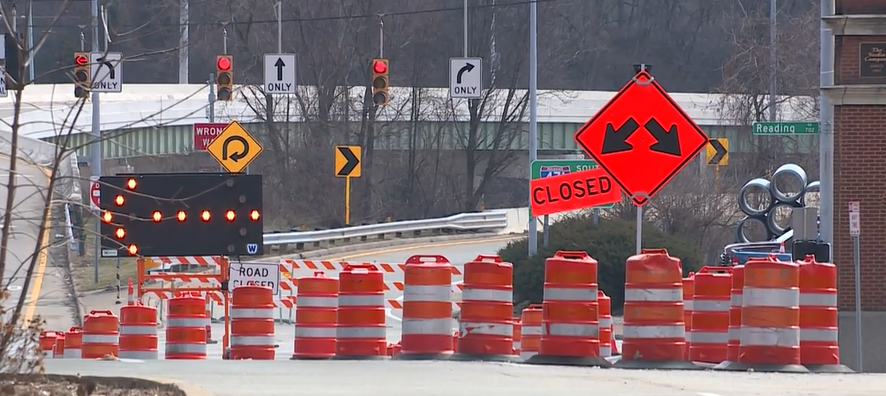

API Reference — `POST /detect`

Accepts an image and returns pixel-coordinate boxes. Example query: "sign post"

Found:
[334,146,362,225]
[573,66,709,254]
[848,201,862,371]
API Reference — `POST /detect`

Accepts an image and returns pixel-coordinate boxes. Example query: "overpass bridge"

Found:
[0,84,816,160]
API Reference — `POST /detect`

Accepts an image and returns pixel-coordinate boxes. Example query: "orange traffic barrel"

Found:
[53,333,66,358]
[230,285,276,360]
[689,267,731,363]
[615,248,697,370]
[292,272,338,359]
[63,327,82,358]
[797,255,851,373]
[39,331,60,358]
[119,303,158,359]
[512,319,522,355]
[454,255,517,362]
[396,255,454,360]
[82,310,119,359]
[598,291,612,357]
[525,251,608,367]
[682,272,695,359]
[335,264,388,359]
[165,295,207,359]
[725,264,745,364]
[519,305,542,361]
[718,255,807,372]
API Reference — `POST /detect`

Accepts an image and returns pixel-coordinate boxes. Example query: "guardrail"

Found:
[263,210,511,254]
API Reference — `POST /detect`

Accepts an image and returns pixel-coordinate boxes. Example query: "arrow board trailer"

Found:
[229,262,281,295]
[263,53,297,94]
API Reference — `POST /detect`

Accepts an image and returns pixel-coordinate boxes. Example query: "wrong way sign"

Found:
[229,262,280,295]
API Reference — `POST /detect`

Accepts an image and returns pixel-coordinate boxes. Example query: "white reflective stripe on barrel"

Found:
[165,343,207,353]
[800,328,838,342]
[404,285,449,301]
[625,288,682,302]
[743,287,798,307]
[63,349,82,358]
[623,325,684,338]
[338,295,384,306]
[119,325,156,335]
[683,300,694,311]
[336,327,386,338]
[403,318,452,335]
[462,288,512,302]
[167,318,205,327]
[740,327,800,346]
[690,331,729,343]
[119,350,158,359]
[600,346,611,357]
[799,292,837,307]
[544,323,597,337]
[82,334,118,344]
[231,336,275,346]
[230,308,275,318]
[295,326,337,338]
[730,293,742,306]
[521,325,542,336]
[544,287,597,301]
[459,322,511,337]
[297,296,338,307]
[599,317,612,328]
[693,300,729,311]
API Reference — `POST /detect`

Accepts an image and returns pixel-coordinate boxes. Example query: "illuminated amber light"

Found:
[249,210,260,221]
[152,211,162,222]
[176,210,187,222]
[127,244,138,255]
[115,228,125,239]
[225,210,236,221]
[115,195,125,206]
[102,211,113,223]
[126,178,137,189]
[201,210,211,222]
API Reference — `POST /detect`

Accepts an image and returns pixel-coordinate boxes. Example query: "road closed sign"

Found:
[229,262,280,295]
[530,167,621,217]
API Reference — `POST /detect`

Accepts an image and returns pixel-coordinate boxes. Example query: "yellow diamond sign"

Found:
[206,121,263,173]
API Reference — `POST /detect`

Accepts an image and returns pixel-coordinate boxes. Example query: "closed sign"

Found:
[229,262,280,295]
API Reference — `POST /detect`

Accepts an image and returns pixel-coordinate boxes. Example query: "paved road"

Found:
[43,358,886,396]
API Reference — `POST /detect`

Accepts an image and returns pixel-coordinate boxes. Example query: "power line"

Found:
[27,0,564,29]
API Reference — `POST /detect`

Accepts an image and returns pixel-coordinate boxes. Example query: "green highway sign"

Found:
[752,121,819,135]
[530,159,615,212]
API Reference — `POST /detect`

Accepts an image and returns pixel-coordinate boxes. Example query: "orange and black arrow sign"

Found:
[334,146,362,178]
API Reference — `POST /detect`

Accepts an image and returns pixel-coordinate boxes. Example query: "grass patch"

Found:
[70,214,138,292]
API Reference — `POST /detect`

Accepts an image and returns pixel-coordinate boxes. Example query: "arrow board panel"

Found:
[264,53,297,94]
[449,57,482,99]
[89,52,123,92]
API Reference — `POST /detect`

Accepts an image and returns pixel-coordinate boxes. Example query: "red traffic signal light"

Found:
[217,57,232,71]
[373,60,387,74]
[75,54,88,66]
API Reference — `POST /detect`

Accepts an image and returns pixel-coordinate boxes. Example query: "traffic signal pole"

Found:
[90,0,102,283]
[527,0,539,256]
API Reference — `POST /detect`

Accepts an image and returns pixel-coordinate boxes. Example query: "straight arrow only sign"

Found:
[263,53,297,94]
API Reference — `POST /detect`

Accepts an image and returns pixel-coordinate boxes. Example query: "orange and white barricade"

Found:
[53,333,65,358]
[454,255,517,362]
[292,272,338,359]
[724,264,744,364]
[525,251,607,367]
[230,285,276,360]
[39,331,60,358]
[615,249,697,370]
[512,319,522,355]
[689,267,731,363]
[165,294,207,359]
[519,305,542,361]
[119,304,159,360]
[718,255,807,372]
[336,264,388,359]
[82,310,119,359]
[598,291,613,358]
[797,255,851,372]
[682,272,694,359]
[396,255,454,360]
[63,327,82,359]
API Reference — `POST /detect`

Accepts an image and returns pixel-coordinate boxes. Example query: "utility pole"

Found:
[90,0,102,283]
[179,0,189,83]
[527,0,538,256]
[768,0,777,125]
[819,1,834,251]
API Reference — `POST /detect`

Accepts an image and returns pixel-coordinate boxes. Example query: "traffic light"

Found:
[216,55,233,101]
[73,52,90,98]
[371,59,389,106]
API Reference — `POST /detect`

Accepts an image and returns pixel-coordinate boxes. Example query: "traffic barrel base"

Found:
[332,354,390,361]
[524,354,611,367]
[449,352,520,363]
[614,357,701,370]
[394,353,453,360]
[713,360,809,373]
[803,363,854,373]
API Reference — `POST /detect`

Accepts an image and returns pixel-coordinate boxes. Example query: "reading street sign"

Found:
[573,71,709,206]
